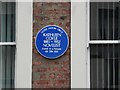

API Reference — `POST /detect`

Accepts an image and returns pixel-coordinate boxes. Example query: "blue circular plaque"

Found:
[35,25,69,59]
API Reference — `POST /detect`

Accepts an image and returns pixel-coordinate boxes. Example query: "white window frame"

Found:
[0,42,16,46]
[87,0,90,88]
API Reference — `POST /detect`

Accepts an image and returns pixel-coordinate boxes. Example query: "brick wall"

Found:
[33,2,71,88]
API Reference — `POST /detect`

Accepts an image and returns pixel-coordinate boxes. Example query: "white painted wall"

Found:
[71,1,88,88]
[15,1,33,88]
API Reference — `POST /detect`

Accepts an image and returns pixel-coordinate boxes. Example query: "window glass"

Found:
[90,44,120,88]
[0,2,15,42]
[90,2,118,40]
[0,46,15,88]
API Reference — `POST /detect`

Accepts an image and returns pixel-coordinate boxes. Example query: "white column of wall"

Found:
[71,1,88,88]
[15,1,33,88]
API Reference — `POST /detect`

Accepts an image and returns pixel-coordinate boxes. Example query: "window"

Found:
[0,2,16,89]
[90,1,120,88]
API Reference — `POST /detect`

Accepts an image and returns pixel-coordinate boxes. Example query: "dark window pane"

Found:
[0,46,15,89]
[0,2,15,42]
[90,2,118,40]
[90,44,120,88]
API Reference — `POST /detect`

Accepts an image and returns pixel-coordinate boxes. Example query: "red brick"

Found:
[33,2,71,88]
